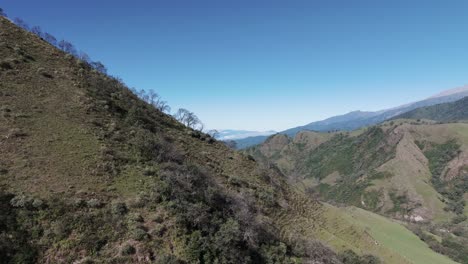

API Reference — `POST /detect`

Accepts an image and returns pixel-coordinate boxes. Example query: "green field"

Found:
[336,206,457,264]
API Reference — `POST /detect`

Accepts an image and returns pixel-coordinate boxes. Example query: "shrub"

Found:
[121,244,136,256]
[0,60,13,70]
[112,202,128,216]
[131,227,148,241]
[10,194,31,208]
[86,198,103,208]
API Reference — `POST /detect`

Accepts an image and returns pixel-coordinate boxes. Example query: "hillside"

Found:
[395,96,468,121]
[0,15,350,264]
[235,86,468,149]
[1,15,462,264]
[0,15,430,264]
[246,120,468,263]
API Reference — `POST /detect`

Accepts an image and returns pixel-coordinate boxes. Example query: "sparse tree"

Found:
[78,51,90,63]
[90,61,107,74]
[147,89,159,105]
[43,32,57,46]
[156,100,171,113]
[174,108,201,129]
[0,8,7,17]
[58,40,76,55]
[136,89,146,99]
[31,26,43,38]
[207,129,219,139]
[13,18,29,30]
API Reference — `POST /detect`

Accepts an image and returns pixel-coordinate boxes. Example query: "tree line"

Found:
[1,7,220,138]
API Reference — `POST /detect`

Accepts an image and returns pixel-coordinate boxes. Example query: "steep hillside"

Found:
[0,16,352,264]
[0,16,460,264]
[0,16,425,264]
[247,120,468,263]
[395,96,468,121]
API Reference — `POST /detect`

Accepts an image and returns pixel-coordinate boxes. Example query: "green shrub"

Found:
[112,202,128,216]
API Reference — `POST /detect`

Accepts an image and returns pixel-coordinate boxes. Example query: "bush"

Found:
[131,227,148,241]
[112,202,128,216]
[86,198,103,208]
[121,244,136,256]
[10,194,32,208]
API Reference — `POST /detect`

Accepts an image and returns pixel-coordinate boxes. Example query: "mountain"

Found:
[1,16,459,264]
[235,86,468,149]
[395,96,468,121]
[216,129,276,140]
[245,120,468,263]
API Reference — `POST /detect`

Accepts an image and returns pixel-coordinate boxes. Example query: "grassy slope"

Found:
[0,16,458,263]
[338,207,457,264]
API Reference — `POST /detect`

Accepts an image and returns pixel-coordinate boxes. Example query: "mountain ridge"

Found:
[235,87,468,148]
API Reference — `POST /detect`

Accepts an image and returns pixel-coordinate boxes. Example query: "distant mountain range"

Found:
[215,129,276,140]
[234,85,468,148]
[395,95,468,121]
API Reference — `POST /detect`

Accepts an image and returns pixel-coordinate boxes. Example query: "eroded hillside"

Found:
[246,120,468,263]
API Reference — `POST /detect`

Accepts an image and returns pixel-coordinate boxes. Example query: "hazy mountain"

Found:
[236,85,468,149]
[395,95,468,121]
[216,129,276,140]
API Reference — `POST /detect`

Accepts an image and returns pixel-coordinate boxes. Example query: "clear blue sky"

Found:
[3,1,468,131]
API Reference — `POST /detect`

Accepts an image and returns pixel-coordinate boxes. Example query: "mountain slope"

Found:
[0,16,341,263]
[236,86,468,149]
[0,16,460,264]
[395,96,468,121]
[246,120,468,263]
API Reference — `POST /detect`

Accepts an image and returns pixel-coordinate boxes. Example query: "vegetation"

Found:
[1,8,464,264]
[0,14,346,263]
[411,224,468,264]
[395,96,468,121]
[422,140,467,214]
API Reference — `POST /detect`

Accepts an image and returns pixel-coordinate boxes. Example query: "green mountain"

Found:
[0,16,461,264]
[395,96,468,121]
[235,88,468,149]
[246,120,468,263]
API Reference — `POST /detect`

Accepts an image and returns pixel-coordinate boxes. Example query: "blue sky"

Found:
[3,1,468,131]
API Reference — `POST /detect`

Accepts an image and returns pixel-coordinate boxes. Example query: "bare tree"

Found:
[78,51,90,63]
[43,32,57,46]
[174,108,200,129]
[13,18,29,30]
[58,40,77,55]
[0,8,7,17]
[31,26,43,38]
[207,129,219,139]
[156,100,171,113]
[90,61,107,74]
[147,89,159,105]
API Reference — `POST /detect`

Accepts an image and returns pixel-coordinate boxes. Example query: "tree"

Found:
[207,130,219,139]
[13,18,29,30]
[0,8,7,17]
[146,89,171,113]
[147,89,159,105]
[78,51,90,63]
[43,33,57,46]
[58,40,77,56]
[156,100,171,113]
[174,108,200,129]
[90,61,107,74]
[31,26,43,38]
